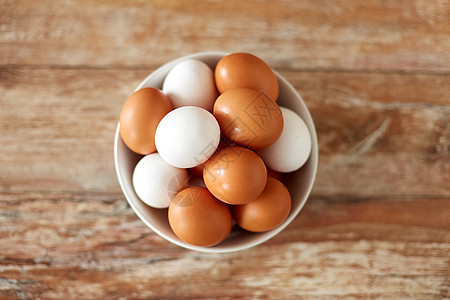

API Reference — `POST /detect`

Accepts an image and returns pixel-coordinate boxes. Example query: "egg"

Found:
[213,88,283,150]
[232,177,291,232]
[257,107,312,173]
[203,146,267,205]
[162,59,218,112]
[155,106,220,168]
[132,153,188,209]
[119,88,173,155]
[215,53,279,101]
[168,187,232,247]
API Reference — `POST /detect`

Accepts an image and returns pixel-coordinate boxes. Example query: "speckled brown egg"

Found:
[215,53,279,101]
[168,187,232,247]
[203,146,267,205]
[232,177,291,232]
[213,88,283,150]
[119,87,173,155]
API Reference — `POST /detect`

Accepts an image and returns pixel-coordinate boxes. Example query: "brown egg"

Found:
[119,88,173,155]
[214,88,283,150]
[215,53,279,101]
[203,146,267,205]
[232,177,291,232]
[168,187,232,247]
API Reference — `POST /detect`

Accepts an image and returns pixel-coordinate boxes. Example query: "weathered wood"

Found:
[1,68,448,197]
[1,0,449,72]
[1,0,449,298]
[286,71,450,197]
[0,191,449,300]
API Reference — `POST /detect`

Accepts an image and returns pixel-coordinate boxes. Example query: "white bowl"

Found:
[114,52,318,253]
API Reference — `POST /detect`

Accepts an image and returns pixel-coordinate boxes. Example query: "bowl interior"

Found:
[114,52,318,253]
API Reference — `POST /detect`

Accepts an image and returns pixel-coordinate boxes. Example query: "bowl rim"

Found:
[114,51,318,253]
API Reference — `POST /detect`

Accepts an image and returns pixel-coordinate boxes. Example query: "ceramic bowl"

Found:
[114,52,318,253]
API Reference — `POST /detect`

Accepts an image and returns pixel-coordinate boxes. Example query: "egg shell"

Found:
[168,187,232,247]
[214,88,283,150]
[257,107,312,173]
[203,146,267,205]
[155,106,221,168]
[119,88,173,155]
[215,53,279,101]
[162,59,218,112]
[232,177,291,232]
[132,153,188,209]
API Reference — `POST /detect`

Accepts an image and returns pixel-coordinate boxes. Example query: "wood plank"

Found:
[1,1,449,299]
[0,191,449,299]
[285,71,450,106]
[1,0,449,72]
[0,67,146,192]
[283,71,450,197]
[1,68,448,197]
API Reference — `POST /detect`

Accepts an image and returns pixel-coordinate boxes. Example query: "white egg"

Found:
[162,59,218,111]
[155,106,221,168]
[257,107,311,173]
[132,153,188,209]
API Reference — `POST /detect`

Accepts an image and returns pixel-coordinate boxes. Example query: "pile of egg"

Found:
[119,53,312,247]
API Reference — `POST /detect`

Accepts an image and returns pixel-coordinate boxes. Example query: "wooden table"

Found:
[1,1,449,299]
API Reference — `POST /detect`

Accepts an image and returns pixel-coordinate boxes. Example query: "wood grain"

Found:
[1,0,449,298]
[0,191,449,300]
[1,68,448,197]
[1,0,449,72]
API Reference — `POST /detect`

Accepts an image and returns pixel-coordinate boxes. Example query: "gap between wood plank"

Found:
[1,64,450,76]
[1,189,449,203]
